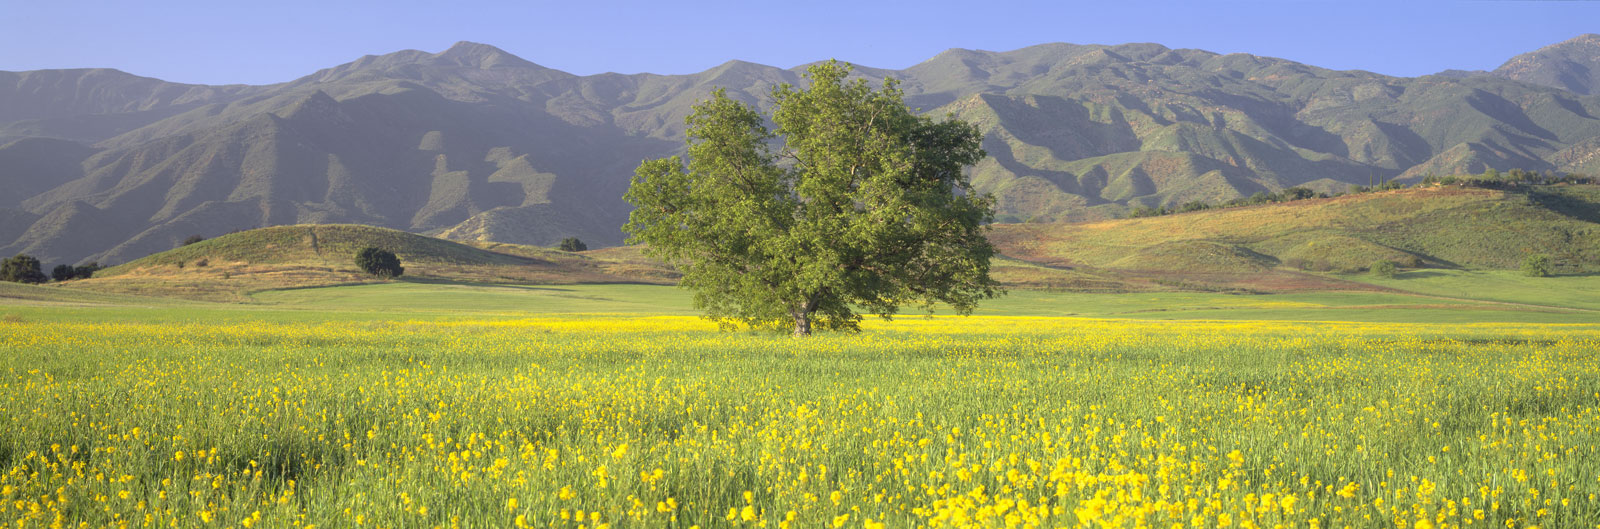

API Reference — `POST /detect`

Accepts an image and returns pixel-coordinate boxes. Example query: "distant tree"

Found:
[51,264,76,282]
[1281,187,1317,201]
[181,234,205,247]
[559,237,588,252]
[0,254,47,284]
[1369,260,1398,279]
[74,262,100,280]
[355,248,404,278]
[1521,254,1552,278]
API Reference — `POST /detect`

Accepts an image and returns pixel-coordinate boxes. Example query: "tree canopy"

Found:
[354,248,404,278]
[0,254,47,284]
[624,61,1000,336]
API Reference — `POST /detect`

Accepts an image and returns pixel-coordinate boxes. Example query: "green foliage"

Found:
[559,237,587,252]
[1369,260,1398,279]
[51,264,76,282]
[180,234,205,247]
[1521,254,1552,278]
[74,262,99,280]
[625,61,1000,335]
[355,247,404,278]
[0,254,47,284]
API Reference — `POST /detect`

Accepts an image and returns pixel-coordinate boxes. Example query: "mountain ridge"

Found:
[4,36,1600,265]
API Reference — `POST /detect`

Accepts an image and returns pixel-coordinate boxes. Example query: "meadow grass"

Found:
[244,281,1600,324]
[1,301,1598,528]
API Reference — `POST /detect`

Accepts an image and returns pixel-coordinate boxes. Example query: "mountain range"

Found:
[4,35,1600,265]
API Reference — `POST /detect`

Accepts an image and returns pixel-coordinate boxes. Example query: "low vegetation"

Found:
[1,309,1596,528]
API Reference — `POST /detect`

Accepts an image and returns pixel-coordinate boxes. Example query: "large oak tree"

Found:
[624,61,1000,335]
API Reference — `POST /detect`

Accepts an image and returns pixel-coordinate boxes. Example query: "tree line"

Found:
[1,254,99,284]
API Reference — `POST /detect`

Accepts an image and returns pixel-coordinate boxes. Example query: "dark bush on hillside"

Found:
[180,234,206,247]
[51,264,76,282]
[1369,260,1398,279]
[355,247,404,278]
[74,262,100,280]
[559,237,588,252]
[1521,254,1552,278]
[0,254,47,284]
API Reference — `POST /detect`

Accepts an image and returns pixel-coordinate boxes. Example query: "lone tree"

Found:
[624,61,1000,336]
[354,248,404,278]
[0,254,47,284]
[1368,260,1398,279]
[1521,254,1552,277]
[559,237,587,252]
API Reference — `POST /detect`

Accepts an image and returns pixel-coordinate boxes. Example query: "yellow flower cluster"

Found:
[0,315,1597,528]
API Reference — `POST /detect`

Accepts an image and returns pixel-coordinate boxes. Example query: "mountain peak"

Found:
[1491,34,1600,95]
[433,41,539,69]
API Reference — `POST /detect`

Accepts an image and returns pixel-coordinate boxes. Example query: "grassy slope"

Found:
[68,224,674,302]
[990,186,1600,278]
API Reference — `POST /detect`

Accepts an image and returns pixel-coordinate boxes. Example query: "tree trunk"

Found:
[791,310,812,337]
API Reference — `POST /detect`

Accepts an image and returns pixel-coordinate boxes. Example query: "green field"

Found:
[2,280,1600,528]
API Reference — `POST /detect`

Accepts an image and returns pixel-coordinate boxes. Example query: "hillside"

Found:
[4,37,1600,264]
[1494,33,1600,95]
[989,185,1600,290]
[69,224,674,302]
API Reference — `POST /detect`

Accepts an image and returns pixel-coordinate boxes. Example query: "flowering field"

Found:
[2,314,1598,529]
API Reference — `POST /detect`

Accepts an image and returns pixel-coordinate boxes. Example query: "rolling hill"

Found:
[64,224,674,302]
[989,184,1600,291]
[4,36,1600,265]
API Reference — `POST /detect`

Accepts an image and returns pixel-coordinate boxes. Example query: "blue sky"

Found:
[1,0,1594,85]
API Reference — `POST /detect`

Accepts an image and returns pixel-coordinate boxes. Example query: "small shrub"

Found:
[1369,260,1398,279]
[0,254,47,284]
[1521,254,1552,278]
[195,258,208,267]
[559,237,588,252]
[355,248,404,278]
[181,234,205,247]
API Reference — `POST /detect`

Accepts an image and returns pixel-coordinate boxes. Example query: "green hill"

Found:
[989,185,1600,290]
[73,224,673,301]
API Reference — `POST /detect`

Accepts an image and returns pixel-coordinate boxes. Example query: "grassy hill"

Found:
[71,224,674,301]
[989,185,1600,290]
